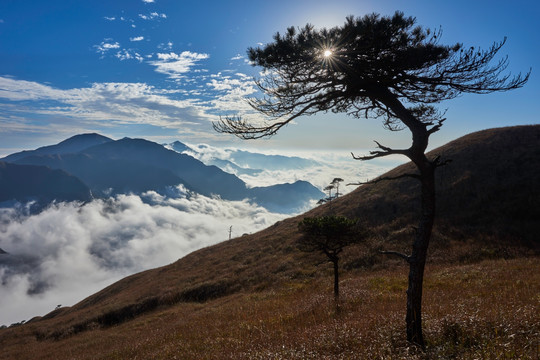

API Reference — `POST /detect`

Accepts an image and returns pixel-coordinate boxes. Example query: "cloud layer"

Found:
[180,142,403,194]
[0,186,286,326]
[0,63,258,145]
[0,146,401,326]
[149,51,209,79]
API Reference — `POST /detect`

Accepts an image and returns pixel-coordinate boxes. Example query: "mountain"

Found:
[205,158,263,177]
[80,137,249,200]
[2,136,323,212]
[249,180,324,213]
[229,149,319,171]
[165,141,319,175]
[166,140,192,153]
[0,161,92,204]
[2,133,112,163]
[0,126,539,358]
[325,124,540,247]
[11,152,186,196]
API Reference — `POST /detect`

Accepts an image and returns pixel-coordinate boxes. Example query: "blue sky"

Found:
[0,0,538,157]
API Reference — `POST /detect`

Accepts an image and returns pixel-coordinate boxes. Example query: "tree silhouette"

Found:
[323,184,335,201]
[214,11,529,347]
[297,216,360,302]
[331,178,344,198]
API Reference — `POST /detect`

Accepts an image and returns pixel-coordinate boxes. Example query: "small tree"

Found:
[331,178,344,198]
[214,11,529,347]
[297,216,360,301]
[323,184,335,201]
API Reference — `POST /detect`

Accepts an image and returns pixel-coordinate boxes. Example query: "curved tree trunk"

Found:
[376,89,437,348]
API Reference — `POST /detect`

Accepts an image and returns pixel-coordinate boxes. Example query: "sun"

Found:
[323,49,333,58]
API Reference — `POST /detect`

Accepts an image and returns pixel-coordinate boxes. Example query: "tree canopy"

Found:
[297,216,359,255]
[214,11,529,141]
[297,216,362,300]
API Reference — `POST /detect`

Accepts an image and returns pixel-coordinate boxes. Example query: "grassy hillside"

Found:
[1,125,538,359]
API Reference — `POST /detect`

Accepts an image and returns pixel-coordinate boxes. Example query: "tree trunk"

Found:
[406,162,436,348]
[377,88,437,348]
[333,258,339,300]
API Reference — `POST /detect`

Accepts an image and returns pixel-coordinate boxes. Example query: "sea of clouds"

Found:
[0,149,402,326]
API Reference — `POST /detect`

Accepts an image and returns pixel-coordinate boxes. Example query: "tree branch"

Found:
[431,155,452,168]
[379,250,411,262]
[346,172,420,186]
[351,140,410,161]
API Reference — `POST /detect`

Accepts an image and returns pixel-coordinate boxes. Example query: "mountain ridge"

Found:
[2,133,113,163]
[1,135,324,213]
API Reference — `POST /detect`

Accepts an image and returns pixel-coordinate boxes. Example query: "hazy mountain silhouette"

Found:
[166,140,192,153]
[250,180,324,213]
[0,161,92,204]
[12,153,186,196]
[2,133,112,163]
[2,135,323,212]
[79,137,250,199]
[165,140,318,177]
[229,149,319,171]
[206,158,263,177]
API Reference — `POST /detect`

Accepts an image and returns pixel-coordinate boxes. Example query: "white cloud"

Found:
[115,50,144,62]
[94,40,120,54]
[175,143,401,194]
[142,0,155,2]
[0,76,212,132]
[206,72,257,113]
[104,16,116,21]
[158,41,174,50]
[139,12,167,20]
[130,36,144,42]
[149,51,210,80]
[0,188,287,326]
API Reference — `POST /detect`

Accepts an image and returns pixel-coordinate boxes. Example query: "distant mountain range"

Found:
[165,140,320,176]
[0,134,324,213]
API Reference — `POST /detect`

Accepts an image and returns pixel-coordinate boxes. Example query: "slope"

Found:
[0,126,538,356]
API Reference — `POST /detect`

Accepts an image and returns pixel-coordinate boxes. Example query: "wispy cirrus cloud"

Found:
[0,76,210,133]
[130,36,144,42]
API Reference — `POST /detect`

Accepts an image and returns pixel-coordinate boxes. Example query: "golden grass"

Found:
[2,126,539,358]
[2,257,538,359]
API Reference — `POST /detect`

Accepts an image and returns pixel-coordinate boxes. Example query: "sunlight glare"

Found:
[324,49,333,58]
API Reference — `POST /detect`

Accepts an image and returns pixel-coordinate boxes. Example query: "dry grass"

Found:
[1,126,539,358]
[1,257,538,359]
